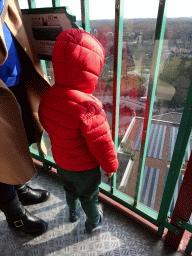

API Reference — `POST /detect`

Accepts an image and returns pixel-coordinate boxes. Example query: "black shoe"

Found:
[0,194,48,235]
[15,184,50,206]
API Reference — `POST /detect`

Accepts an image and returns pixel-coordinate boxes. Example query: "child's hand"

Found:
[105,172,114,178]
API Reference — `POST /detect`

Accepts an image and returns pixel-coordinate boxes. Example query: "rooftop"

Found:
[118,113,192,214]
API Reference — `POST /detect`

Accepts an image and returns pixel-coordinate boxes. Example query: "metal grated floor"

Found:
[0,166,186,256]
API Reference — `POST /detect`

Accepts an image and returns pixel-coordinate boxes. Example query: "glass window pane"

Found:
[152,0,192,212]
[117,0,192,214]
[117,0,159,197]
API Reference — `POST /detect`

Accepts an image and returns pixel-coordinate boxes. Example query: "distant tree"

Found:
[159,56,181,84]
[160,56,192,108]
[160,56,192,85]
[179,57,192,79]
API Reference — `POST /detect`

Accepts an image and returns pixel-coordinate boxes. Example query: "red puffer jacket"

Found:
[39,29,118,173]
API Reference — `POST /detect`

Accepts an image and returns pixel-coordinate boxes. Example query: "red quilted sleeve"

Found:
[80,106,118,174]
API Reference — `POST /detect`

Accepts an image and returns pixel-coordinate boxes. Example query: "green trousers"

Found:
[57,165,101,224]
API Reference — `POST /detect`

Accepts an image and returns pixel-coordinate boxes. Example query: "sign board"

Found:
[22,7,80,60]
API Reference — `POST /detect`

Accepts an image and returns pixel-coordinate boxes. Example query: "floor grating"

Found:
[0,166,187,256]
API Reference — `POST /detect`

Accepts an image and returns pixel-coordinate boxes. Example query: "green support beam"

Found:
[27,0,36,9]
[133,0,168,207]
[176,218,192,234]
[111,0,124,193]
[164,221,182,236]
[81,0,90,33]
[52,0,60,7]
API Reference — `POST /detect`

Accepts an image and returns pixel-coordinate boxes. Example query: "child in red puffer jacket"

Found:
[38,28,118,233]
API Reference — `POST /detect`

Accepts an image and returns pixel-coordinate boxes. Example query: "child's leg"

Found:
[57,168,80,210]
[75,166,101,224]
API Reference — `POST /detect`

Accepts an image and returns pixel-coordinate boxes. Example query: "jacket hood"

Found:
[52,28,105,94]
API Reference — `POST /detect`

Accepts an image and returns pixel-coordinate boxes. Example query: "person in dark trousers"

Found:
[39,28,119,233]
[0,0,51,235]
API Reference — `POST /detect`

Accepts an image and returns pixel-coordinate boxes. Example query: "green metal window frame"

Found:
[23,0,192,253]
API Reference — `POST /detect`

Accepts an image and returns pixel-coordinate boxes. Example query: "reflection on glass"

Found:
[90,2,115,184]
[117,1,192,214]
[150,3,192,212]
[93,24,115,131]
[154,23,192,117]
[116,17,159,194]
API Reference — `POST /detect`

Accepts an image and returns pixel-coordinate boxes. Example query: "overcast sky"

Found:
[19,0,192,20]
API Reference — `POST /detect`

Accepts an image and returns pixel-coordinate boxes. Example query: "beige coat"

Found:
[0,0,50,185]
